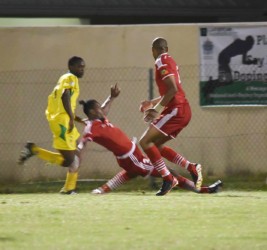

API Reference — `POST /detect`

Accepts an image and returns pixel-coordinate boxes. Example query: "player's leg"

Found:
[168,169,222,194]
[92,145,159,194]
[150,104,203,191]
[18,142,64,165]
[18,142,78,194]
[139,126,178,196]
[176,175,222,194]
[92,170,135,194]
[18,118,78,166]
[201,180,223,193]
[156,143,203,191]
[58,149,80,194]
[51,120,80,194]
[160,146,191,169]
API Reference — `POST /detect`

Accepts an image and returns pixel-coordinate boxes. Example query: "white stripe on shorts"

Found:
[155,108,178,128]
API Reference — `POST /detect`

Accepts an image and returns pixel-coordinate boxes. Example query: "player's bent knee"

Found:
[68,155,80,172]
[62,158,73,167]
[139,137,150,149]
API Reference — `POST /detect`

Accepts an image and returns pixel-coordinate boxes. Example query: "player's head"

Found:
[245,36,254,49]
[68,56,85,78]
[79,99,105,120]
[152,37,168,59]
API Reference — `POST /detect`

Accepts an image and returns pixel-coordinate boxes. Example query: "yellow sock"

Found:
[62,172,78,191]
[32,146,64,166]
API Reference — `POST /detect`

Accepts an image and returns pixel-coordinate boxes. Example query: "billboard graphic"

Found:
[199,26,267,106]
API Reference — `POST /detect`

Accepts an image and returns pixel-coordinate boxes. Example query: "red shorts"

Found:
[116,144,156,177]
[151,102,191,138]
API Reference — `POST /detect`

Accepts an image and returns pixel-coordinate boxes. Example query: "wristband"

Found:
[154,103,164,113]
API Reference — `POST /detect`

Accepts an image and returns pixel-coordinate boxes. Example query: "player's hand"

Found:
[139,100,153,112]
[68,118,74,133]
[143,108,158,123]
[111,83,120,98]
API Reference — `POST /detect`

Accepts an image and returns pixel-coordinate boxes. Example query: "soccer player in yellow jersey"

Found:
[18,56,86,194]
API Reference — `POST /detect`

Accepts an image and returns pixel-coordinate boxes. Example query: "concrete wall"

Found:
[0,24,198,70]
[0,24,266,183]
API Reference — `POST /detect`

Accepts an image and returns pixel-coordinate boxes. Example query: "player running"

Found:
[18,56,86,194]
[139,37,203,196]
[78,84,222,195]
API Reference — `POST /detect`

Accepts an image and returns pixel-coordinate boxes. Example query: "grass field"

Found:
[1,180,267,250]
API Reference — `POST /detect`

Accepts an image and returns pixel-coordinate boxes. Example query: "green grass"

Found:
[0,176,266,249]
[1,190,267,250]
[1,174,267,194]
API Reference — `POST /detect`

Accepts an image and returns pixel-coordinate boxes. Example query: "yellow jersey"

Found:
[46,72,80,121]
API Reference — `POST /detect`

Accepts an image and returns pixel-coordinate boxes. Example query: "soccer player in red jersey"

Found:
[139,37,203,196]
[78,85,222,195]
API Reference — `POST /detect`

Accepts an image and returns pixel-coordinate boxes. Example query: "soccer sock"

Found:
[199,187,209,193]
[32,146,64,166]
[177,175,208,193]
[104,170,131,192]
[62,171,78,191]
[176,175,196,191]
[144,146,172,181]
[100,184,112,193]
[160,146,190,170]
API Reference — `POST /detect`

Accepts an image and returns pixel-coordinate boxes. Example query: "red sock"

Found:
[176,175,195,191]
[144,146,172,181]
[105,170,131,191]
[101,184,112,193]
[160,146,190,169]
[199,187,209,193]
[177,175,208,193]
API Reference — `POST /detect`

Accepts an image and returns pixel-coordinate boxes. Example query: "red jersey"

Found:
[81,118,133,157]
[155,53,187,107]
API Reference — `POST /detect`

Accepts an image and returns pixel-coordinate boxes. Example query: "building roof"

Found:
[0,0,266,23]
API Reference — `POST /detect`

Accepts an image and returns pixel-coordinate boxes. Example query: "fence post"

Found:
[149,68,153,100]
[148,68,158,190]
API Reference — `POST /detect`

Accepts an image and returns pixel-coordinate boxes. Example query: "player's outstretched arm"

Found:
[101,83,120,116]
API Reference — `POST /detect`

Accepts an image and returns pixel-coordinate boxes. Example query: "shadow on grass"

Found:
[0,236,16,242]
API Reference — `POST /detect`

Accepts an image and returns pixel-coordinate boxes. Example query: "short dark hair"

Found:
[152,37,168,50]
[79,99,98,115]
[68,56,84,67]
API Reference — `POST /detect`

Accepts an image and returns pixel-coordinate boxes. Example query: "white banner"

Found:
[199,26,267,106]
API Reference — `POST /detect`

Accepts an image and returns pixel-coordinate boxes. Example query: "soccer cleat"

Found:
[189,163,203,191]
[208,180,223,193]
[92,184,111,195]
[91,188,105,195]
[59,188,78,195]
[156,176,178,196]
[18,142,36,165]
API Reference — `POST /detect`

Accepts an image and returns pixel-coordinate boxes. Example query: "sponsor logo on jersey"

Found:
[160,69,168,75]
